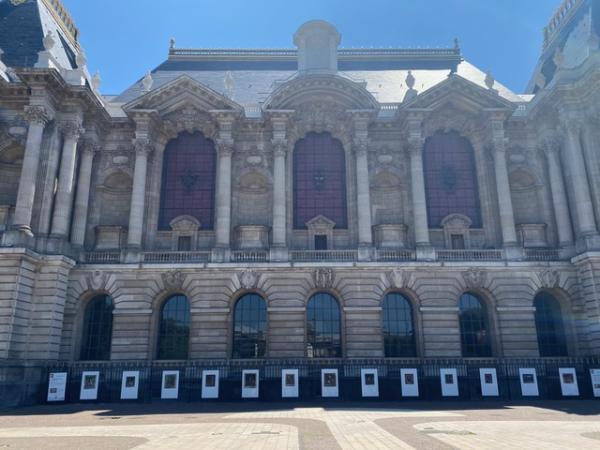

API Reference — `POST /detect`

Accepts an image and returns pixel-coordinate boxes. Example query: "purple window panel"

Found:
[159,132,216,230]
[423,131,482,228]
[293,132,348,229]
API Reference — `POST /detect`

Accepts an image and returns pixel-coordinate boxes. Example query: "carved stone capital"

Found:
[133,138,154,156]
[216,139,235,157]
[540,134,561,157]
[82,139,101,155]
[23,105,51,126]
[272,140,288,158]
[354,140,368,158]
[407,137,424,157]
[59,121,84,140]
[559,108,584,134]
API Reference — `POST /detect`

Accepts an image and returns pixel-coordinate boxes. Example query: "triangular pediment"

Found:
[400,74,517,112]
[123,75,242,115]
[306,214,336,229]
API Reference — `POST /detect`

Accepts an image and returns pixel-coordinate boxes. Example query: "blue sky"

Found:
[61,0,559,95]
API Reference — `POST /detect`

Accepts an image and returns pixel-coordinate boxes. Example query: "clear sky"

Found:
[61,0,559,96]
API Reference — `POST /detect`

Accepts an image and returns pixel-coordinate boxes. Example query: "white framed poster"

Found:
[591,369,600,398]
[281,369,299,398]
[80,371,100,400]
[161,370,179,399]
[559,368,579,396]
[400,368,419,397]
[321,369,339,398]
[202,370,219,399]
[47,372,67,402]
[361,369,379,398]
[120,371,139,400]
[479,368,499,397]
[519,368,539,397]
[440,368,459,397]
[242,370,259,398]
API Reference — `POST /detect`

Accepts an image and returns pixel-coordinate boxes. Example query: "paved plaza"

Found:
[1,402,600,449]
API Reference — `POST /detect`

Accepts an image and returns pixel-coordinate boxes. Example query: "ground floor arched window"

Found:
[306,292,341,358]
[80,294,114,361]
[459,292,492,357]
[383,292,417,357]
[232,293,267,359]
[534,292,568,357]
[157,294,190,360]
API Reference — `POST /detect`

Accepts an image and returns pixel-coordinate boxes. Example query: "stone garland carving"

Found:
[87,270,109,291]
[312,268,335,289]
[538,269,560,289]
[462,269,488,290]
[238,270,259,290]
[162,270,186,291]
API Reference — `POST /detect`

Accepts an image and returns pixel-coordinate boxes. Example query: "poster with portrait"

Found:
[161,370,179,399]
[400,368,419,397]
[360,368,379,398]
[242,370,259,398]
[202,370,219,399]
[591,369,600,398]
[440,368,459,397]
[321,369,339,398]
[80,371,100,400]
[281,369,299,398]
[519,368,539,397]
[559,368,579,396]
[120,371,139,400]
[47,372,67,402]
[479,368,499,397]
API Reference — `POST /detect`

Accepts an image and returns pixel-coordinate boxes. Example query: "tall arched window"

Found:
[294,132,347,229]
[157,295,190,360]
[232,293,267,359]
[306,292,341,358]
[80,295,113,361]
[459,293,492,357]
[383,293,416,357]
[423,130,482,228]
[159,132,216,230]
[535,292,568,357]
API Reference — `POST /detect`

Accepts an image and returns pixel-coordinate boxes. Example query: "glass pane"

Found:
[159,132,217,230]
[535,292,568,357]
[306,293,342,358]
[80,295,113,361]
[157,295,190,360]
[459,293,492,357]
[383,293,416,357]
[293,132,347,229]
[232,294,267,359]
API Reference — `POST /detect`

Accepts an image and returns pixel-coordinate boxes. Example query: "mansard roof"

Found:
[115,47,524,110]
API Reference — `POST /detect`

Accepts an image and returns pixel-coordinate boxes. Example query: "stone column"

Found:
[50,121,84,238]
[214,141,233,249]
[561,111,600,250]
[542,137,574,249]
[12,106,51,235]
[71,141,98,247]
[355,141,373,247]
[272,143,288,247]
[144,137,168,249]
[490,116,519,256]
[127,139,153,249]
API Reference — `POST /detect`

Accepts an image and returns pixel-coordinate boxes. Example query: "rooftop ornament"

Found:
[484,70,495,90]
[142,71,154,92]
[92,71,101,92]
[43,31,56,51]
[403,70,419,102]
[76,51,87,68]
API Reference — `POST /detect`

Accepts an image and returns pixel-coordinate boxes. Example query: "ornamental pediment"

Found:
[123,75,242,116]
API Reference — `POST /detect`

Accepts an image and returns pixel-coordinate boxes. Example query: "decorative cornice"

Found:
[23,106,51,126]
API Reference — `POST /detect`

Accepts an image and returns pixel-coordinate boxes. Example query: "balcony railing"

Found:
[524,248,561,262]
[82,251,121,264]
[231,250,269,263]
[290,249,358,262]
[143,251,211,264]
[436,249,504,262]
[374,248,416,262]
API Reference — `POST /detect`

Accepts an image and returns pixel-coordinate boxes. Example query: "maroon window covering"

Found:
[293,132,347,229]
[423,131,482,228]
[159,132,216,230]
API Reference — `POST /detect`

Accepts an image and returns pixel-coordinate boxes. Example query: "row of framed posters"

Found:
[47,367,600,401]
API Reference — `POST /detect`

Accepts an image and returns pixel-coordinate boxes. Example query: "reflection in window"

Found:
[232,294,267,359]
[423,130,482,228]
[306,292,341,358]
[80,295,113,361]
[293,132,347,229]
[459,293,492,357]
[383,293,416,357]
[535,292,568,357]
[157,295,190,360]
[159,132,216,230]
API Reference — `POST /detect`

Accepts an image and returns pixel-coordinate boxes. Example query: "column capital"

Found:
[407,137,424,157]
[353,139,369,158]
[216,139,234,157]
[539,134,561,157]
[59,121,84,140]
[82,138,101,155]
[559,107,585,134]
[133,138,154,156]
[272,140,289,158]
[23,105,52,126]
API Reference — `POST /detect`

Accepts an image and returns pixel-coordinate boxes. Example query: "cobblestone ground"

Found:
[0,401,599,449]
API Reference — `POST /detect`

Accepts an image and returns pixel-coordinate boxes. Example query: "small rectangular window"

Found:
[315,235,328,250]
[178,236,192,251]
[451,234,465,250]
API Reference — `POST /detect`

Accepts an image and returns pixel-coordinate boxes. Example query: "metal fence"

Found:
[30,357,600,405]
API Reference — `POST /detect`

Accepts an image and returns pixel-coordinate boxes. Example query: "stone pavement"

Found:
[0,402,599,449]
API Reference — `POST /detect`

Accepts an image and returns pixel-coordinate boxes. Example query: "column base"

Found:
[124,247,142,263]
[576,232,600,254]
[504,244,523,261]
[357,245,373,262]
[1,228,35,248]
[211,246,231,263]
[558,244,576,260]
[269,246,289,262]
[416,243,436,261]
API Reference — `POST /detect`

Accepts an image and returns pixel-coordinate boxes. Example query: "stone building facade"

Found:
[1,0,600,403]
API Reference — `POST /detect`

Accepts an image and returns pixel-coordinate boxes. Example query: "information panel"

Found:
[400,368,419,397]
[80,371,100,401]
[120,371,139,400]
[479,368,499,397]
[440,368,459,397]
[361,368,379,398]
[519,368,539,397]
[591,369,600,398]
[321,369,339,398]
[202,370,219,399]
[281,369,299,398]
[47,372,67,402]
[161,370,179,399]
[242,370,259,398]
[559,368,579,397]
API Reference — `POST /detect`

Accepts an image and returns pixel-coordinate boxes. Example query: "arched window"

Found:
[306,293,342,358]
[423,130,482,228]
[159,132,216,230]
[157,295,190,360]
[459,293,492,357]
[383,293,416,357]
[80,295,113,361]
[535,292,568,357]
[293,132,347,229]
[232,293,267,359]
